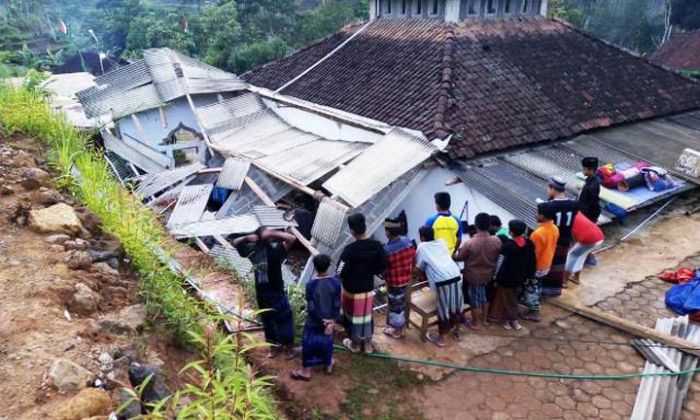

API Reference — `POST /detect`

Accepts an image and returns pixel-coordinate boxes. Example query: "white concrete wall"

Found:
[372,166,517,242]
[263,98,385,144]
[445,0,462,21]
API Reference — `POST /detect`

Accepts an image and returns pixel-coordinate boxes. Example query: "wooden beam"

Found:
[549,296,700,358]
[244,176,320,256]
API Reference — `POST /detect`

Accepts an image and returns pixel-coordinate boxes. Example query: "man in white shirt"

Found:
[415,225,464,347]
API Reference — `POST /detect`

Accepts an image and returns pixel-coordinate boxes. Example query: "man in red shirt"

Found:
[382,218,416,339]
[565,212,605,286]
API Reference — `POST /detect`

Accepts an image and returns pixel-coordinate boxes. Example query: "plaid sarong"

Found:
[341,288,374,343]
[541,244,570,297]
[386,286,408,330]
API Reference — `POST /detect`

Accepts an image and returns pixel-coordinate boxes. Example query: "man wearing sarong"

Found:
[338,213,386,354]
[540,176,578,297]
[291,254,341,381]
[416,225,464,348]
[522,204,559,322]
[234,226,297,358]
[382,218,416,339]
[489,220,536,330]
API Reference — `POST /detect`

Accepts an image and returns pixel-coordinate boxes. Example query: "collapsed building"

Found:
[77,0,700,285]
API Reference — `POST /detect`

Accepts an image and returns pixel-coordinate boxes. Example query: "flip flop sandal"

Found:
[569,277,580,285]
[290,370,311,382]
[426,332,446,348]
[342,338,359,353]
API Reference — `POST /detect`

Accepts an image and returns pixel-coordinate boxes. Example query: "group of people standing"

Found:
[234,157,606,380]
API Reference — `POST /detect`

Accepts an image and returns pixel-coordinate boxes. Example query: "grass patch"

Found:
[338,354,425,420]
[0,81,277,417]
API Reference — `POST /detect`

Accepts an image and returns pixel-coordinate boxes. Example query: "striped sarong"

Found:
[435,277,464,334]
[341,288,374,343]
[541,243,570,297]
[386,286,408,331]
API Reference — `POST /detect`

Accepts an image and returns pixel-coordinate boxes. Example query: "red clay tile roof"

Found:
[650,30,700,71]
[244,17,700,159]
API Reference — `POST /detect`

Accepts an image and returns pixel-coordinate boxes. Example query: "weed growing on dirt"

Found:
[338,355,425,420]
[119,325,277,418]
[0,81,278,416]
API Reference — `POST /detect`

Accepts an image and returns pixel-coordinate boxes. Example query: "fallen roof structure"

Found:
[78,48,247,120]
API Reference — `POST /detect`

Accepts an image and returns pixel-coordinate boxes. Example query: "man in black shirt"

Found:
[579,157,601,266]
[578,157,601,223]
[234,226,297,358]
[540,176,579,297]
[337,213,386,354]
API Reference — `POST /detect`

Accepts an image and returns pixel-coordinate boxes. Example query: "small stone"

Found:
[0,185,14,195]
[113,387,142,419]
[46,234,71,245]
[28,203,88,237]
[35,188,64,206]
[68,283,102,316]
[49,244,66,252]
[64,250,93,270]
[98,352,114,367]
[20,167,51,190]
[91,262,120,277]
[106,356,131,390]
[90,250,119,263]
[64,238,90,251]
[98,305,146,335]
[55,388,111,420]
[128,362,171,405]
[79,319,102,338]
[47,358,96,393]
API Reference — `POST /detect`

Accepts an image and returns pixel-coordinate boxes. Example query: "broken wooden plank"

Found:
[549,296,700,358]
[244,176,320,256]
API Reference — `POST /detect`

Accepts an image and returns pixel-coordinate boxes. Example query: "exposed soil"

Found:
[0,135,194,419]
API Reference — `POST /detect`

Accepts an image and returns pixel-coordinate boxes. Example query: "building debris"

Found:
[631,316,700,420]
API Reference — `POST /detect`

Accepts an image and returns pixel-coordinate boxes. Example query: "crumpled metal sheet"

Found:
[133,162,205,199]
[169,214,260,238]
[323,128,436,207]
[216,157,251,191]
[167,184,213,228]
[311,198,349,247]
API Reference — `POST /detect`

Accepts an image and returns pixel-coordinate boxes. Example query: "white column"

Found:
[445,0,461,22]
[370,0,379,19]
[540,0,548,16]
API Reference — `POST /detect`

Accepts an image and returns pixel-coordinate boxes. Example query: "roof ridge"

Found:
[431,22,456,140]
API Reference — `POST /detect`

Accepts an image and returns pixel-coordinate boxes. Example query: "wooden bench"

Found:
[405,280,471,341]
[406,281,438,341]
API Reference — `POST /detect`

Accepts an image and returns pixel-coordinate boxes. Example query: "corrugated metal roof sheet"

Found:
[323,128,436,207]
[216,158,250,191]
[198,93,369,186]
[311,198,350,247]
[170,214,260,238]
[102,128,170,173]
[77,48,246,119]
[167,184,213,228]
[208,244,254,279]
[258,139,366,185]
[252,206,298,228]
[134,162,205,199]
